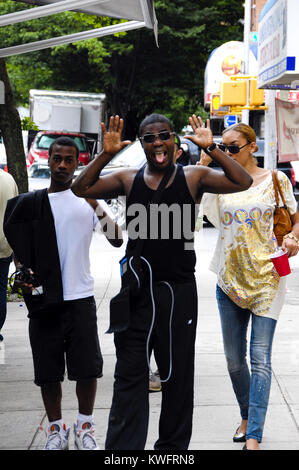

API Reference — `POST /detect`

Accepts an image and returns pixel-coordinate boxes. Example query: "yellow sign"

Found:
[220,80,247,106]
[210,93,229,116]
[218,75,267,111]
[212,94,220,110]
[249,78,264,106]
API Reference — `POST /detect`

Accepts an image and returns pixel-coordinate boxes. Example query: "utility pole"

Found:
[242,0,251,125]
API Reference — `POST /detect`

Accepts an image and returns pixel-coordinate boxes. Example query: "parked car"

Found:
[27,130,92,167]
[179,137,201,165]
[104,139,146,171]
[28,162,51,191]
[27,162,82,191]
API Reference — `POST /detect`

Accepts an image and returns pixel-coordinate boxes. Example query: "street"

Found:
[0,226,299,450]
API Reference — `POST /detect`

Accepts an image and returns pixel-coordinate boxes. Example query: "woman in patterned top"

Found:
[200,123,299,450]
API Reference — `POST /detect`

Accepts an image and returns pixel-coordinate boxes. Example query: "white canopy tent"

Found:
[0,0,158,57]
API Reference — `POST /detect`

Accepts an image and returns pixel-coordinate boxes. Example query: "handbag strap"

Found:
[132,163,176,256]
[272,170,286,207]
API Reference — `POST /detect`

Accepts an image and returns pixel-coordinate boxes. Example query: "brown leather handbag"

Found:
[272,170,292,246]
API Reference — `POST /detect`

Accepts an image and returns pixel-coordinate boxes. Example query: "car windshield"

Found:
[35,134,87,151]
[28,165,51,178]
[106,141,146,168]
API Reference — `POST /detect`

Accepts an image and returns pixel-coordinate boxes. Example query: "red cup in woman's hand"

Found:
[270,249,291,277]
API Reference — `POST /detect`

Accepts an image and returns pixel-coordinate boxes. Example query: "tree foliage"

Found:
[1,0,244,140]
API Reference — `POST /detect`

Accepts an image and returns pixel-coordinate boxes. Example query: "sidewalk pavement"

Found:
[0,227,299,451]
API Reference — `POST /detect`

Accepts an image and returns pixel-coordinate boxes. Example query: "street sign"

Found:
[224,114,238,128]
[257,0,299,89]
[210,93,229,116]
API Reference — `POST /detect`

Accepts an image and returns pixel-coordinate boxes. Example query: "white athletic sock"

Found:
[77,413,94,429]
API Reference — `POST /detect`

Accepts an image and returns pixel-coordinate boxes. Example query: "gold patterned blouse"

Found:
[202,171,297,320]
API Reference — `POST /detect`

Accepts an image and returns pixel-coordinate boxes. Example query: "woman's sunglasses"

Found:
[218,142,250,154]
[140,131,174,144]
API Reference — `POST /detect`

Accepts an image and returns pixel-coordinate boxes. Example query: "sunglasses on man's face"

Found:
[218,142,250,154]
[140,131,174,144]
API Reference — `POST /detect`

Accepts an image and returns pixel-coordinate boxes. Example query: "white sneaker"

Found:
[149,369,162,392]
[44,423,70,450]
[73,422,99,450]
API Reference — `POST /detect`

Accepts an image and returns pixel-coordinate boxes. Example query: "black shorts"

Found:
[28,296,103,386]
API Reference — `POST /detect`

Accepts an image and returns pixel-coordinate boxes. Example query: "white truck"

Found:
[29,89,106,153]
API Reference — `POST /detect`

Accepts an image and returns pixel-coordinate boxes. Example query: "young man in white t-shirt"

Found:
[14,136,123,450]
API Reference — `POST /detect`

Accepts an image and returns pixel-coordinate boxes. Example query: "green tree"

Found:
[1,0,244,147]
[95,0,244,137]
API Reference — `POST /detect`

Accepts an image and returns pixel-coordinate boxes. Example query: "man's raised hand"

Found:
[101,115,131,157]
[184,115,213,150]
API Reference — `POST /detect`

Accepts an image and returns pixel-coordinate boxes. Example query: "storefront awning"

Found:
[0,0,158,57]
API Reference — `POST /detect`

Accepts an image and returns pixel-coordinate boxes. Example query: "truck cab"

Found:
[27,130,92,166]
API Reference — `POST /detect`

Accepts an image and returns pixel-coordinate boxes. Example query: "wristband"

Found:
[205,143,216,153]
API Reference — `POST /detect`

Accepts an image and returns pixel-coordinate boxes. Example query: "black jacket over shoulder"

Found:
[4,189,63,316]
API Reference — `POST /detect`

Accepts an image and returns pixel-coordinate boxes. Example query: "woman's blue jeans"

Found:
[216,284,277,443]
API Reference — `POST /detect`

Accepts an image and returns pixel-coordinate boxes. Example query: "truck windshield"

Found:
[35,134,87,152]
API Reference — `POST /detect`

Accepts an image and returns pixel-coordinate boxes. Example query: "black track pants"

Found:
[105,280,198,450]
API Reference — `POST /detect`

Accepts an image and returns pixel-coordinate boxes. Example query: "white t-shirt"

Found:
[48,189,110,301]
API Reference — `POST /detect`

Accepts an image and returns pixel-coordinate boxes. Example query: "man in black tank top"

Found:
[72,114,252,450]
